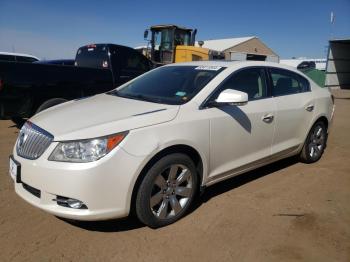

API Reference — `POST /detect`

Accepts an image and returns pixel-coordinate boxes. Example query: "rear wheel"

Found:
[300,121,327,163]
[135,153,198,228]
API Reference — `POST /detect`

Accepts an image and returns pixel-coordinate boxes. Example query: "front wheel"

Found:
[300,121,327,163]
[135,153,198,228]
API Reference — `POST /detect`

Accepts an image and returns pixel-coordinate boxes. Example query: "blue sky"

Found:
[0,0,349,60]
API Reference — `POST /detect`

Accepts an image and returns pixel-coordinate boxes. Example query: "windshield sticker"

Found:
[195,66,222,71]
[175,91,186,97]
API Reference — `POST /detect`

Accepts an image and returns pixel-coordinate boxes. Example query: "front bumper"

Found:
[12,142,146,221]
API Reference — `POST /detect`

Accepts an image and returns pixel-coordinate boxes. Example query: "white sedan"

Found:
[9,61,334,228]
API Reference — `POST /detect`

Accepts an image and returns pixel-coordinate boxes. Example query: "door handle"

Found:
[305,104,314,112]
[262,114,274,123]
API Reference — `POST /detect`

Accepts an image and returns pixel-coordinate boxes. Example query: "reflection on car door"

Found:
[269,68,315,155]
[205,68,276,182]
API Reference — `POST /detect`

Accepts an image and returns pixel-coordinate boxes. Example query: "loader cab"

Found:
[145,25,196,65]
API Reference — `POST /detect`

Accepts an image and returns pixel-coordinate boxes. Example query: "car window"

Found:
[270,68,310,96]
[213,68,268,101]
[75,45,110,69]
[109,66,225,105]
[115,47,152,72]
[125,52,151,71]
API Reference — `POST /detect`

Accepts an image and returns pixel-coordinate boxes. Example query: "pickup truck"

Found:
[0,44,153,120]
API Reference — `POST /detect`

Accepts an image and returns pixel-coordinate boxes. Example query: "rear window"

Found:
[75,45,110,69]
[270,68,310,96]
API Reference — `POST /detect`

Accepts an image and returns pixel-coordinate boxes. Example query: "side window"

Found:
[125,52,150,71]
[270,68,310,96]
[214,68,268,101]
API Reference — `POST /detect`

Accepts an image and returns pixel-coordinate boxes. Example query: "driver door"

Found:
[204,67,276,181]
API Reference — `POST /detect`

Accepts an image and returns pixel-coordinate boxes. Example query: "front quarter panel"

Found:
[120,105,210,185]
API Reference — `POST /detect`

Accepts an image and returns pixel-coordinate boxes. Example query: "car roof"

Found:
[165,60,302,72]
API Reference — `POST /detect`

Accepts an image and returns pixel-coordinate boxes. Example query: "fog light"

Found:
[67,199,84,209]
[53,196,87,209]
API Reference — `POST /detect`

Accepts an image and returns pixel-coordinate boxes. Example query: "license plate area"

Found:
[9,155,21,183]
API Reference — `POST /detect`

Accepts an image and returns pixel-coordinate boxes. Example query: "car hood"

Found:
[30,94,180,141]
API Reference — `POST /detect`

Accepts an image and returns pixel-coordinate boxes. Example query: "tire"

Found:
[135,153,198,228]
[35,98,68,114]
[10,117,26,128]
[299,121,327,163]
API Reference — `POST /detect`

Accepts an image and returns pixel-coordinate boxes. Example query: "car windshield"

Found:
[109,66,225,105]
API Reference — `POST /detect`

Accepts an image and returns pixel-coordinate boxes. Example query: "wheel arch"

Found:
[315,115,329,130]
[301,114,329,149]
[309,115,329,134]
[129,144,204,215]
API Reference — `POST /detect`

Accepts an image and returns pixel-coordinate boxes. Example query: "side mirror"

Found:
[198,40,204,47]
[144,30,149,39]
[215,89,248,106]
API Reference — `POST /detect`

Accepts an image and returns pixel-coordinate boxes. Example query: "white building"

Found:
[196,36,279,62]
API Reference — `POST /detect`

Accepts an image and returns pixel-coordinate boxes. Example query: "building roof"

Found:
[195,37,255,52]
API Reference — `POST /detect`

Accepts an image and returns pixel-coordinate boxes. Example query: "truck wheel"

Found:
[35,98,68,114]
[135,153,198,228]
[11,117,26,128]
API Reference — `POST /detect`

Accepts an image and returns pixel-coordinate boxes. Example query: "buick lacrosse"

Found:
[9,61,334,227]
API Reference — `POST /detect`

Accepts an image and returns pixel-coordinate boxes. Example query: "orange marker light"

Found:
[107,133,127,151]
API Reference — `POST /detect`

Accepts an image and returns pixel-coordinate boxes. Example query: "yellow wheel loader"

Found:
[143,24,222,66]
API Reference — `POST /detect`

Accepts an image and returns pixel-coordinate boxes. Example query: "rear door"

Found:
[268,68,315,155]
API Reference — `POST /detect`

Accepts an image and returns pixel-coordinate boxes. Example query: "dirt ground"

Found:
[0,91,349,262]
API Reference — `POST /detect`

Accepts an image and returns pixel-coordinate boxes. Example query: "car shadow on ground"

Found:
[197,156,299,204]
[64,156,299,232]
[60,215,145,232]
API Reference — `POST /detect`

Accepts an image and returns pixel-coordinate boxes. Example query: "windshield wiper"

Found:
[113,91,163,104]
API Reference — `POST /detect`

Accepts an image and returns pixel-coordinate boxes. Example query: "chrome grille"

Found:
[16,121,53,160]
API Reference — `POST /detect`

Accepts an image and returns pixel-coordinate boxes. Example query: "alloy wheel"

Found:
[308,124,326,160]
[150,164,193,219]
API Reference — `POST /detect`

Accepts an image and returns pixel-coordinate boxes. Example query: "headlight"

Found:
[48,132,128,162]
